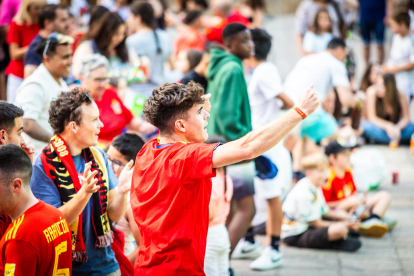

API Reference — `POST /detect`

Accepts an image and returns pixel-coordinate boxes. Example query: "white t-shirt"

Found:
[303,31,333,53]
[248,61,284,130]
[387,33,414,97]
[281,177,329,238]
[14,64,69,156]
[283,51,350,112]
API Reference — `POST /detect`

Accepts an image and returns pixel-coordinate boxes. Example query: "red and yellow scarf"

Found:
[40,135,112,262]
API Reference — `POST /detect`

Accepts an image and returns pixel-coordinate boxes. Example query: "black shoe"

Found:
[329,238,362,252]
[348,230,360,238]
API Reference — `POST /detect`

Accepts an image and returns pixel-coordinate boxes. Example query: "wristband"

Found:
[293,106,307,119]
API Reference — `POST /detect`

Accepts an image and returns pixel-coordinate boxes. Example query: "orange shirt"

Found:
[0,201,72,276]
[174,26,206,57]
[209,172,233,228]
[322,167,357,202]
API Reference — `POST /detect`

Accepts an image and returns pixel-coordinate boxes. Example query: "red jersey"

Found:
[131,139,218,275]
[205,10,250,44]
[323,168,357,202]
[0,215,11,240]
[0,201,72,276]
[95,85,134,145]
[6,21,40,78]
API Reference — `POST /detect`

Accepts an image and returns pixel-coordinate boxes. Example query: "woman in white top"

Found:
[303,9,334,55]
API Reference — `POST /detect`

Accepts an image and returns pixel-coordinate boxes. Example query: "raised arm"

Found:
[212,86,319,168]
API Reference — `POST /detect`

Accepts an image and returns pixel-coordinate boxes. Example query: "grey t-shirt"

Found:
[126,29,172,86]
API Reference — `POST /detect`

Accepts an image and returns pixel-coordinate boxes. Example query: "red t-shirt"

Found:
[322,167,357,202]
[131,140,218,275]
[6,21,40,78]
[95,85,134,144]
[0,215,11,240]
[0,200,72,276]
[174,26,206,57]
[205,10,250,44]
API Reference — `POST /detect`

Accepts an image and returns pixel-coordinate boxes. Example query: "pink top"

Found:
[0,0,21,26]
[209,171,233,228]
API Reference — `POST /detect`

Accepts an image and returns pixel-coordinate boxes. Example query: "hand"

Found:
[347,220,360,232]
[297,85,320,116]
[20,141,35,162]
[81,162,99,194]
[203,93,212,113]
[386,124,400,141]
[118,160,134,194]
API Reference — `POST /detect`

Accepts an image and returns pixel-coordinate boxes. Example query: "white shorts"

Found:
[6,74,23,104]
[204,224,230,276]
[252,143,293,226]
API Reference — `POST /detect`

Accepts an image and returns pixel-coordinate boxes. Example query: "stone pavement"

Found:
[230,15,414,276]
[231,145,414,276]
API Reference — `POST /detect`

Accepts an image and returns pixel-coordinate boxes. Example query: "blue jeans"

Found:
[362,120,414,144]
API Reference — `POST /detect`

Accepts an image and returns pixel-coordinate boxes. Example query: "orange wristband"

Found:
[293,106,307,119]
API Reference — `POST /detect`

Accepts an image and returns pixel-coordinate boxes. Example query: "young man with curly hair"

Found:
[131,81,320,275]
[30,88,133,276]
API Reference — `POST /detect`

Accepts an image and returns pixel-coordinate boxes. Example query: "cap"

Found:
[324,140,350,156]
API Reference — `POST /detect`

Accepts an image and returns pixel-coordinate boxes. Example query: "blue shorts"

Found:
[227,162,255,200]
[359,18,385,45]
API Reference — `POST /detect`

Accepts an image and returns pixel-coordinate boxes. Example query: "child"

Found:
[232,28,294,271]
[173,10,206,57]
[323,140,395,237]
[383,12,414,99]
[176,49,203,76]
[282,153,362,252]
[302,9,334,55]
[204,136,233,276]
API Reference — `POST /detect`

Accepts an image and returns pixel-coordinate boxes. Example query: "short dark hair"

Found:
[112,133,145,163]
[187,49,203,71]
[144,82,205,135]
[49,88,93,134]
[0,101,24,133]
[0,144,32,187]
[251,28,272,61]
[184,10,202,25]
[39,4,67,29]
[327,37,346,50]
[35,38,70,61]
[222,23,247,44]
[393,12,410,27]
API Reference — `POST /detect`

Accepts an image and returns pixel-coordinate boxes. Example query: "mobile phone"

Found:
[349,205,367,222]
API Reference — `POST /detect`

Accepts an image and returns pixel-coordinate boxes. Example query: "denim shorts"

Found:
[360,18,385,45]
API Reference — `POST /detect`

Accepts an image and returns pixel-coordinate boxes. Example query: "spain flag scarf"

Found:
[40,135,112,262]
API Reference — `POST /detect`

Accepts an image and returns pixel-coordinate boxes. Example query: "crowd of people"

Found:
[0,0,413,275]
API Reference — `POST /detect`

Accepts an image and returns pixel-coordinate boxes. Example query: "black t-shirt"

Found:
[24,34,44,66]
[181,70,208,92]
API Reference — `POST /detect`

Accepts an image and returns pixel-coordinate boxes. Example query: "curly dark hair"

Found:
[143,82,205,135]
[49,88,93,134]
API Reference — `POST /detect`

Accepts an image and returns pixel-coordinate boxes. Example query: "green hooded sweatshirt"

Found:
[206,48,252,142]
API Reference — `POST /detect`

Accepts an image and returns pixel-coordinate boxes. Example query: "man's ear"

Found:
[10,178,24,194]
[67,121,78,134]
[0,129,7,145]
[174,119,186,133]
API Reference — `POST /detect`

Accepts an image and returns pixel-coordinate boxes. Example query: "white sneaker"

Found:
[231,239,262,260]
[249,246,283,271]
[359,218,388,237]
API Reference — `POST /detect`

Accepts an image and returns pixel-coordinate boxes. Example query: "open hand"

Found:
[81,162,99,194]
[118,160,134,194]
[203,93,212,113]
[21,141,35,162]
[297,85,320,116]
